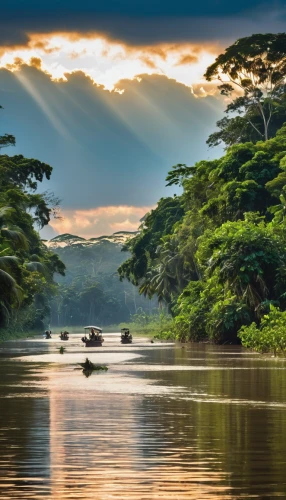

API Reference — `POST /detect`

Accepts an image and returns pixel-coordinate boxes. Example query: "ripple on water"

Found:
[1,340,286,499]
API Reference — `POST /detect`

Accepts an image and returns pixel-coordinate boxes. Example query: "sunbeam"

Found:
[15,70,71,138]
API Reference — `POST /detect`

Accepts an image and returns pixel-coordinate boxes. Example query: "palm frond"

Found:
[0,268,17,288]
[30,254,41,262]
[0,300,11,322]
[25,261,46,273]
[0,255,19,272]
[0,269,23,304]
[0,206,14,224]
[1,227,29,250]
[242,284,262,309]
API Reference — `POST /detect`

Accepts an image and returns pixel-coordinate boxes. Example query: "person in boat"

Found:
[122,329,130,338]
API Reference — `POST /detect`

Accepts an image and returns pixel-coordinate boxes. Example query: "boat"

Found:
[59,331,69,341]
[82,326,104,347]
[121,328,132,344]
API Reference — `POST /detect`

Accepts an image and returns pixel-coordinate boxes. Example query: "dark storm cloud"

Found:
[0,2,285,46]
[1,0,276,16]
[0,66,224,210]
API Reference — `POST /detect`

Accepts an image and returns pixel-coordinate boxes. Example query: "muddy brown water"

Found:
[0,333,286,499]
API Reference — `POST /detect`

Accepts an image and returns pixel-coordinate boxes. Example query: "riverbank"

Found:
[119,315,175,340]
[0,327,38,343]
[49,323,173,338]
[0,320,174,343]
[49,324,154,335]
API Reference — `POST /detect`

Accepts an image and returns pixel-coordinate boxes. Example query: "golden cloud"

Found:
[110,219,141,232]
[29,56,42,69]
[0,32,222,93]
[176,54,198,66]
[49,205,154,238]
[139,56,157,69]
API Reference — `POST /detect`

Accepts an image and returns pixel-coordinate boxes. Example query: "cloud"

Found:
[0,4,285,47]
[0,33,221,91]
[29,56,42,69]
[110,219,140,232]
[176,54,198,66]
[48,205,153,238]
[0,0,273,18]
[139,56,157,70]
[0,66,224,212]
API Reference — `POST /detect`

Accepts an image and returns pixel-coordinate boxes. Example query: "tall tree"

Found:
[205,33,286,146]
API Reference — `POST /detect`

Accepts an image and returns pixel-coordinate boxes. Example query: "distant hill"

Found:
[47,231,139,249]
[48,231,157,327]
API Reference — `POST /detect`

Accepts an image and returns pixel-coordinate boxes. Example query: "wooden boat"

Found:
[81,337,104,347]
[121,328,132,344]
[60,331,69,341]
[82,326,104,347]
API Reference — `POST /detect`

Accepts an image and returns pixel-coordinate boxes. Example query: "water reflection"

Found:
[0,339,286,498]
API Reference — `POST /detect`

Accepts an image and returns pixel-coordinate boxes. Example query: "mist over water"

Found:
[1,333,286,499]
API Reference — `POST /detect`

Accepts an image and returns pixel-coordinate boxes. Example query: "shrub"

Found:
[238,305,286,355]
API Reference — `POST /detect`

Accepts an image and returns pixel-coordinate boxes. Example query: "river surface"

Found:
[0,333,286,499]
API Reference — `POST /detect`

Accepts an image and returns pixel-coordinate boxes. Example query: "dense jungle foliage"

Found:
[119,33,286,346]
[0,111,65,336]
[49,237,158,327]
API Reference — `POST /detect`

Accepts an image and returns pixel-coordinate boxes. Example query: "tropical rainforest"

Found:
[2,32,286,350]
[0,118,157,334]
[0,108,65,336]
[118,33,286,347]
[48,233,158,327]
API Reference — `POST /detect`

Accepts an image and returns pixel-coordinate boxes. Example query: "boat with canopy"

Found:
[121,328,132,344]
[82,326,104,347]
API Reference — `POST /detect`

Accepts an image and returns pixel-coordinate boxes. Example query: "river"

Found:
[0,333,286,499]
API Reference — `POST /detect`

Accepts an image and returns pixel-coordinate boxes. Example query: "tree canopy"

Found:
[0,110,65,332]
[205,33,286,147]
[119,116,286,343]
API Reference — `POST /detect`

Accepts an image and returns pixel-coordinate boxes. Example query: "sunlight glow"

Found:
[49,205,154,238]
[0,32,220,93]
[15,70,71,138]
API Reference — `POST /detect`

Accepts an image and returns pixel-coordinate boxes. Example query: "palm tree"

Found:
[159,236,190,292]
[0,207,28,251]
[0,251,22,326]
[0,207,28,325]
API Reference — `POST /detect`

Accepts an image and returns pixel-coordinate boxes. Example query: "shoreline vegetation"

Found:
[0,108,65,338]
[0,327,38,342]
[120,311,176,341]
[0,321,164,343]
[118,34,286,356]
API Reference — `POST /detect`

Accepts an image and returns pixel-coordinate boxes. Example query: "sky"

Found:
[0,0,285,238]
